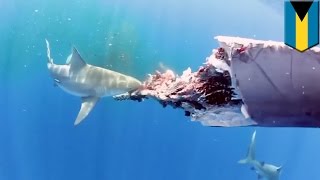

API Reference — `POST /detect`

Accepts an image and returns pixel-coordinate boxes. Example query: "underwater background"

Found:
[1,0,320,179]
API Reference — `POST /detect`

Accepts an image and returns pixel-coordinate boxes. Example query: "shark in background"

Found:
[45,39,142,125]
[238,130,282,180]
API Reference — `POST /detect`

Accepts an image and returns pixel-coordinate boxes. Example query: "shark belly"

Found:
[57,81,94,97]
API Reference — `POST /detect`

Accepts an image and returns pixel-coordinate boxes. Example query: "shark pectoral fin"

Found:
[69,47,87,73]
[238,159,248,164]
[74,96,100,126]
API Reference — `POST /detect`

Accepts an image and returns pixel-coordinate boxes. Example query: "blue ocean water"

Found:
[1,0,320,179]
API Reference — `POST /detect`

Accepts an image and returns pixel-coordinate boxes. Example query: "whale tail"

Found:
[238,130,256,164]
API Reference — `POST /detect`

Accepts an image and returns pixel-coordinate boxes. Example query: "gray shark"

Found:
[238,130,282,180]
[45,39,142,125]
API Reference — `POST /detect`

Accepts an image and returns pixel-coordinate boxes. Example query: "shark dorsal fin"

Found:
[69,47,87,72]
[66,54,72,65]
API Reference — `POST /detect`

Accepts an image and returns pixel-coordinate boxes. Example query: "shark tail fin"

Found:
[238,130,257,164]
[45,39,53,65]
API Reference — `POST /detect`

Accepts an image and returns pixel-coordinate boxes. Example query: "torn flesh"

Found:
[114,41,255,127]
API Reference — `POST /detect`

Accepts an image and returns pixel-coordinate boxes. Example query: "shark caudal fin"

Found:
[238,130,257,164]
[45,39,53,65]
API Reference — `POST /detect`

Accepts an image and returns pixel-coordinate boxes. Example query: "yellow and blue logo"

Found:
[285,0,319,52]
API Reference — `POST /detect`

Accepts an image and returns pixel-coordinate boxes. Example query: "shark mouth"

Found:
[114,36,320,128]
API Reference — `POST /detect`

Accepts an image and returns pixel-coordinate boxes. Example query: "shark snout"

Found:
[127,78,142,91]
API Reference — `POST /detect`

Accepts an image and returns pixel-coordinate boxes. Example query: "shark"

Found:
[238,130,282,180]
[45,39,142,125]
